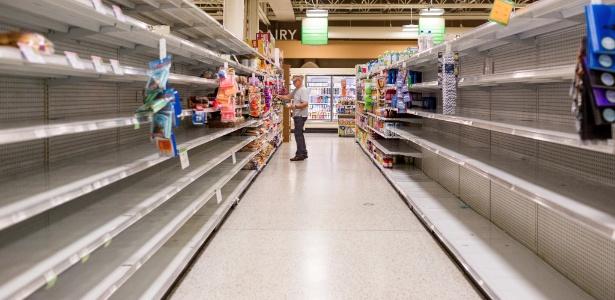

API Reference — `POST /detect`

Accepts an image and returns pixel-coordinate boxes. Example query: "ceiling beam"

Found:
[270,13,490,21]
[290,3,496,10]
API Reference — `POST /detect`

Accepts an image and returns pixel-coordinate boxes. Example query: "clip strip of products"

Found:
[572,4,615,140]
[135,55,182,157]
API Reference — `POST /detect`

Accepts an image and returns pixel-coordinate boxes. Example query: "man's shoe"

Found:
[290,156,305,161]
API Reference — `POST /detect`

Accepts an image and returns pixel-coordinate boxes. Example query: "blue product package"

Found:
[586,4,615,55]
[586,5,615,71]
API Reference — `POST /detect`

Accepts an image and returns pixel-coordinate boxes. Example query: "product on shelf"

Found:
[440,51,459,115]
[571,4,615,140]
[0,31,54,55]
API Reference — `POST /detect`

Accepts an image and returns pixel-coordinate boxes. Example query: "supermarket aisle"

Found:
[171,134,481,299]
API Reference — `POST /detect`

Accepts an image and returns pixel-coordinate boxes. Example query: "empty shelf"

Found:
[0,113,142,146]
[391,126,615,240]
[0,47,217,87]
[0,120,255,232]
[109,170,258,300]
[405,108,615,154]
[366,112,416,123]
[0,137,256,300]
[358,143,593,300]
[0,1,264,75]
[370,139,422,157]
[367,125,398,139]
[28,152,255,300]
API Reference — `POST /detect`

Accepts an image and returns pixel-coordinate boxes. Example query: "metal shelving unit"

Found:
[105,0,281,74]
[0,0,283,298]
[0,0,266,76]
[27,150,256,300]
[108,169,258,300]
[356,141,594,300]
[392,126,615,239]
[356,1,615,299]
[0,136,254,299]
[0,123,255,231]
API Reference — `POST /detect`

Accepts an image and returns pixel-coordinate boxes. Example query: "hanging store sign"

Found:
[489,0,514,26]
[419,16,446,45]
[302,17,328,45]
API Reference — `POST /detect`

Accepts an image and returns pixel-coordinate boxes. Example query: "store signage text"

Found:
[270,29,298,40]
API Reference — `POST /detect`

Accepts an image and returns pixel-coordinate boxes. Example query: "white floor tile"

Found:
[171,134,481,300]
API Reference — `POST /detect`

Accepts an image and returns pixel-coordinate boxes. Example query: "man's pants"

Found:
[293,116,308,157]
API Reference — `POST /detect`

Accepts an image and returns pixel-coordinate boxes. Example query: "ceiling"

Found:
[194,0,539,22]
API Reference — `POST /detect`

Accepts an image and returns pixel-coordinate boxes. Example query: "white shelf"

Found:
[0,137,256,300]
[0,113,141,146]
[370,139,422,157]
[109,169,258,300]
[356,142,594,300]
[459,65,574,87]
[367,125,398,139]
[0,0,265,76]
[0,46,219,87]
[409,81,439,90]
[107,0,253,55]
[27,149,256,300]
[0,120,256,232]
[406,108,615,154]
[366,112,417,123]
[391,126,615,240]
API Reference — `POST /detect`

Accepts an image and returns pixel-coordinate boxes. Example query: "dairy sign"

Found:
[269,28,299,40]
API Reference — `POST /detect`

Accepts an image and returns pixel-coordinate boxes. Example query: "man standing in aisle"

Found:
[280,75,309,161]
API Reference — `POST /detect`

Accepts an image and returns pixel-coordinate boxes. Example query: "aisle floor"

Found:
[171,134,481,300]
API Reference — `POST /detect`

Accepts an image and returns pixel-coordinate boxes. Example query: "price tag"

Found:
[111,4,126,22]
[402,61,407,68]
[90,0,106,14]
[64,51,85,69]
[224,62,228,71]
[231,152,237,164]
[91,55,107,73]
[19,44,45,64]
[159,38,167,59]
[216,189,222,204]
[179,148,189,169]
[109,59,124,75]
[44,271,57,288]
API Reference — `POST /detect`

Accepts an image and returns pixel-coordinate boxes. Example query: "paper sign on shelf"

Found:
[216,189,222,204]
[232,152,237,164]
[19,45,45,64]
[90,0,106,14]
[91,55,107,73]
[489,0,514,26]
[159,38,167,59]
[179,148,189,169]
[109,59,124,75]
[64,51,85,69]
[111,4,126,22]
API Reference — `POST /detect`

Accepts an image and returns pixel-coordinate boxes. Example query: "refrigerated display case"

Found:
[332,76,357,120]
[306,75,332,121]
[303,75,356,121]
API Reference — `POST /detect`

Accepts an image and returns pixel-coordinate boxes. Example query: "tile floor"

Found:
[170,134,481,300]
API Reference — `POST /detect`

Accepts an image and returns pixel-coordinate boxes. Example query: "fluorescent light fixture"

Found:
[420,8,445,16]
[402,24,419,32]
[306,9,328,18]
